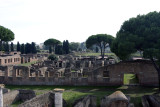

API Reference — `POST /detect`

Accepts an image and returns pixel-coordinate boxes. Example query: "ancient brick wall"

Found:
[0,60,158,86]
[0,55,21,66]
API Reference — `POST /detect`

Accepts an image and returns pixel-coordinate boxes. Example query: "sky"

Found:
[0,0,160,44]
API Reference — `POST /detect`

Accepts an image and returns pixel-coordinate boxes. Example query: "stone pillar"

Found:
[102,61,104,66]
[89,61,91,67]
[0,84,4,107]
[53,88,65,107]
[5,66,9,80]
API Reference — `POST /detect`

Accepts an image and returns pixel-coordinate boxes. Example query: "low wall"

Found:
[4,77,112,86]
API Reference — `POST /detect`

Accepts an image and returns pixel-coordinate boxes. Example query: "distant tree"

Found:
[0,42,3,51]
[31,42,37,54]
[49,46,52,53]
[48,54,58,61]
[65,40,69,54]
[25,43,32,54]
[69,42,80,51]
[20,44,25,54]
[11,42,14,51]
[62,40,66,54]
[111,11,160,91]
[3,42,9,52]
[0,25,14,51]
[17,42,21,52]
[55,44,63,55]
[79,42,87,52]
[96,46,99,53]
[63,40,69,54]
[44,38,61,53]
[86,34,114,59]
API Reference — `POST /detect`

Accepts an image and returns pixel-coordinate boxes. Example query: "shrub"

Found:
[48,54,58,61]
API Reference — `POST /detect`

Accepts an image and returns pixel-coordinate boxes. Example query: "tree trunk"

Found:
[102,46,106,60]
[150,58,160,91]
[100,46,103,59]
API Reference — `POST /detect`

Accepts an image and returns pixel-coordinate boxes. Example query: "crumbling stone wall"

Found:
[0,60,158,86]
[3,90,19,107]
[18,91,67,107]
[3,89,36,107]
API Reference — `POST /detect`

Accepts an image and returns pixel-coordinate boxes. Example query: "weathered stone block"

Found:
[19,89,36,101]
[101,91,129,107]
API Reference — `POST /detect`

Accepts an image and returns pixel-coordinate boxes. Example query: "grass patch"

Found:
[11,100,23,107]
[75,52,115,56]
[124,74,139,85]
[75,52,120,62]
[18,61,37,66]
[6,85,158,107]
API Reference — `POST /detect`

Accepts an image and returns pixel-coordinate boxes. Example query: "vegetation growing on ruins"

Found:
[18,61,37,66]
[86,34,115,59]
[111,11,160,91]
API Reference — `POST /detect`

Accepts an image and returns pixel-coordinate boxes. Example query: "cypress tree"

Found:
[66,40,69,54]
[11,42,14,51]
[20,44,25,54]
[3,42,9,52]
[62,40,66,54]
[17,42,21,52]
[31,42,37,54]
[25,43,32,54]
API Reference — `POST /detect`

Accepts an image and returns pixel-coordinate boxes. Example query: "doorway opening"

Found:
[123,74,139,85]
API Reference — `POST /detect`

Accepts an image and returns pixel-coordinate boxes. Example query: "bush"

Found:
[48,54,58,61]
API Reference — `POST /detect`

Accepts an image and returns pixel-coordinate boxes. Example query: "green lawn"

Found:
[124,74,139,85]
[7,85,158,107]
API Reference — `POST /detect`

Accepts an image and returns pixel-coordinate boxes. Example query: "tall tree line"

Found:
[55,40,70,54]
[1,42,37,54]
[62,40,69,54]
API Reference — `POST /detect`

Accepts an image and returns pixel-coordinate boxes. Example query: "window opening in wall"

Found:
[103,70,109,77]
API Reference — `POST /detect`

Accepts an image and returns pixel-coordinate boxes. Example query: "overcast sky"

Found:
[0,0,160,44]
